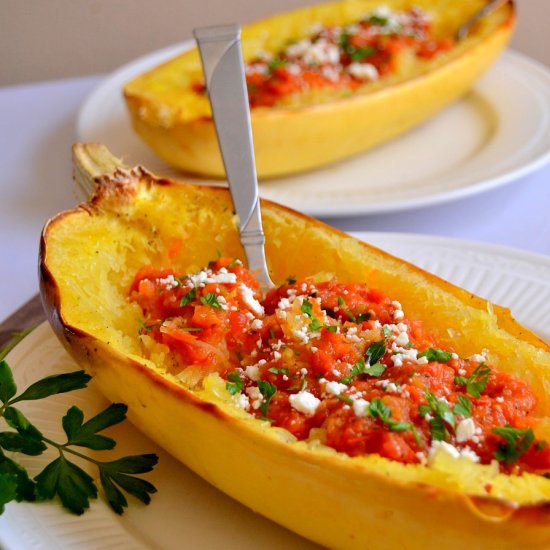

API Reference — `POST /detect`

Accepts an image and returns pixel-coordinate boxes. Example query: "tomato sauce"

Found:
[194,7,454,108]
[130,258,550,475]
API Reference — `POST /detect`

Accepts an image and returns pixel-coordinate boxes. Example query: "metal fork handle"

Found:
[456,0,510,41]
[194,25,275,291]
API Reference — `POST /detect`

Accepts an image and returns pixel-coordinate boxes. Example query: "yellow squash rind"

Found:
[40,144,550,549]
[124,0,516,178]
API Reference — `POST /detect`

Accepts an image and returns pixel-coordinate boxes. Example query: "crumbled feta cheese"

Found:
[324,381,347,396]
[352,398,370,418]
[240,284,264,316]
[455,418,476,443]
[245,365,260,381]
[156,274,179,290]
[347,62,379,81]
[233,393,250,410]
[428,441,480,464]
[246,386,264,410]
[289,391,321,415]
[250,319,263,330]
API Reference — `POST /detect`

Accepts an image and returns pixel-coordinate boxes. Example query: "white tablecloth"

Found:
[1,74,549,322]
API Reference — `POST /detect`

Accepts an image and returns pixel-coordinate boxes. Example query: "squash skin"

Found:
[123,0,516,179]
[39,146,550,548]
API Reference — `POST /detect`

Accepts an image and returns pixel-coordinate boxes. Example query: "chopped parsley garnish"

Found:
[0,356,157,516]
[453,395,472,418]
[301,299,336,333]
[137,319,161,332]
[492,426,535,465]
[180,288,196,306]
[454,362,492,398]
[356,312,371,323]
[420,393,456,441]
[337,296,356,322]
[366,340,387,366]
[368,398,413,433]
[366,14,390,26]
[301,299,314,317]
[336,394,353,404]
[286,276,297,285]
[268,367,289,376]
[340,355,387,385]
[257,380,277,417]
[338,32,378,62]
[225,371,244,395]
[267,57,288,72]
[418,348,453,363]
[200,292,223,309]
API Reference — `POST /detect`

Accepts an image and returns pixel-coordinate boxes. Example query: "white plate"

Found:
[77,45,550,218]
[1,233,550,549]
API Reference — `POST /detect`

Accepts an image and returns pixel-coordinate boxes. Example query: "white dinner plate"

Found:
[1,233,550,549]
[77,45,550,218]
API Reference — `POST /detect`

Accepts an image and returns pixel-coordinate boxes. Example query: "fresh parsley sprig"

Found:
[0,356,158,516]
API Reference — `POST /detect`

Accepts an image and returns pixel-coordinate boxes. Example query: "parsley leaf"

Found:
[0,449,36,502]
[257,380,277,417]
[180,288,197,306]
[10,371,91,404]
[97,454,158,514]
[366,340,386,366]
[453,395,472,418]
[268,367,289,376]
[225,371,244,395]
[337,296,356,322]
[340,357,386,384]
[62,404,127,450]
[0,472,17,514]
[200,292,223,309]
[301,299,314,317]
[422,393,456,441]
[0,361,17,404]
[454,362,492,398]
[492,426,535,465]
[35,456,98,515]
[368,398,413,433]
[418,348,453,363]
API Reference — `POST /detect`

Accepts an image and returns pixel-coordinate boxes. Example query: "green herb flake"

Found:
[336,395,353,404]
[337,296,356,322]
[267,367,289,376]
[418,348,453,363]
[257,381,277,417]
[180,288,197,306]
[225,371,244,396]
[453,395,472,418]
[422,392,456,441]
[366,340,386,366]
[200,292,223,310]
[455,362,492,398]
[368,398,413,434]
[301,299,314,317]
[492,426,535,465]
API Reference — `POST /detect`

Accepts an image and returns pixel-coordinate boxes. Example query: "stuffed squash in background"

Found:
[39,144,550,549]
[123,0,516,179]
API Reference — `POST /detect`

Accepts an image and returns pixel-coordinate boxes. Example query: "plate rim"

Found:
[77,46,550,218]
[1,231,550,549]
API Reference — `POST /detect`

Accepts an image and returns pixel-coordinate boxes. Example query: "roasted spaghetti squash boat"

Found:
[40,144,550,549]
[123,0,516,179]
